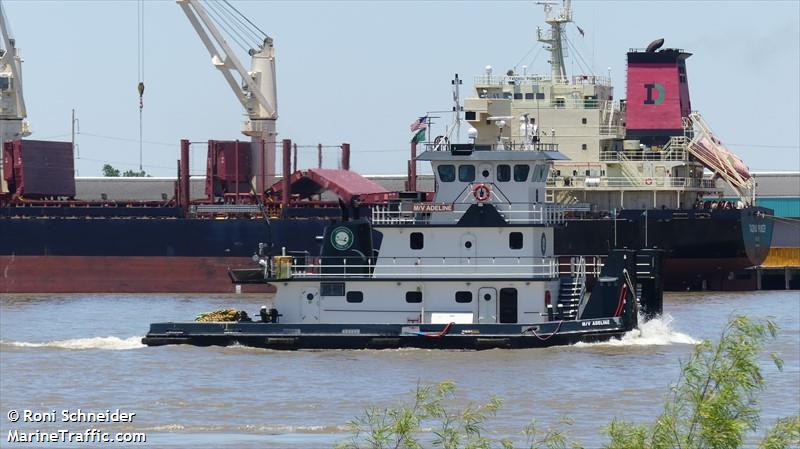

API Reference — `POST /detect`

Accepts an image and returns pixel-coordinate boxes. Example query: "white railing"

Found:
[600,150,688,161]
[547,176,716,190]
[599,125,625,137]
[473,74,611,87]
[371,202,566,226]
[282,256,560,280]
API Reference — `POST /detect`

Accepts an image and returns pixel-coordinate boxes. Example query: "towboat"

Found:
[143,141,663,350]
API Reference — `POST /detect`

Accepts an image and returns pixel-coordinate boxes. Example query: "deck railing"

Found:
[279,255,560,280]
[547,176,717,190]
[371,202,566,225]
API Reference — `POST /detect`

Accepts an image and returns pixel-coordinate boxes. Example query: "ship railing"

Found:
[371,203,566,225]
[548,175,718,190]
[557,255,604,278]
[421,142,559,152]
[599,150,688,161]
[473,74,611,87]
[283,255,560,279]
[598,125,625,137]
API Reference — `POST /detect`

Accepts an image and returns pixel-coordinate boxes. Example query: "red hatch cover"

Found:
[270,169,389,203]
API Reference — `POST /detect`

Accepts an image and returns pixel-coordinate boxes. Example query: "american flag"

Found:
[410,116,428,132]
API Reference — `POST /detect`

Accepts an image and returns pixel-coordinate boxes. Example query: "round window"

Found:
[464,241,473,249]
[484,294,491,301]
[482,169,490,178]
[306,293,314,300]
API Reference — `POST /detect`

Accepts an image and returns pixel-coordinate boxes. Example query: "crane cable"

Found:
[137,0,145,173]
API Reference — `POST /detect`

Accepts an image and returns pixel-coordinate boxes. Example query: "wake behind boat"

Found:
[143,138,664,350]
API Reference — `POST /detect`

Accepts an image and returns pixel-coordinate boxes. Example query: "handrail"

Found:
[547,175,717,190]
[371,200,566,225]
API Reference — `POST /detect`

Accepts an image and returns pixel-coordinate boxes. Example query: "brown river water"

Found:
[1,291,798,448]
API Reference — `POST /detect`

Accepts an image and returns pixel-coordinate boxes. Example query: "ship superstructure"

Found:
[463,0,752,212]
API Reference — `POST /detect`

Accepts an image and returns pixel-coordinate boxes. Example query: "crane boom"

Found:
[177,0,278,189]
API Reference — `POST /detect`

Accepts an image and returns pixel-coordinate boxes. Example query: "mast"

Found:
[536,0,572,83]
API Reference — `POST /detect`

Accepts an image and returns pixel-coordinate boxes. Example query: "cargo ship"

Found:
[0,0,774,294]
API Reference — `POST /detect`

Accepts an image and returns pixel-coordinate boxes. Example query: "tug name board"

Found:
[412,203,454,213]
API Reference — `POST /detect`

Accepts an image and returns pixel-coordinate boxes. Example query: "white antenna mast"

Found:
[448,73,463,141]
[536,0,572,83]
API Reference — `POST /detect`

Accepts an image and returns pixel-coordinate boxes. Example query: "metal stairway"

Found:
[556,257,587,320]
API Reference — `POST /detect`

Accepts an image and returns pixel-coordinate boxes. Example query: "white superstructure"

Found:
[462,0,747,211]
[256,144,573,326]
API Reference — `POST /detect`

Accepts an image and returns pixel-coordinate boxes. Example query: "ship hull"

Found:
[0,215,320,294]
[0,255,274,293]
[1,207,772,293]
[555,207,773,290]
[142,319,633,350]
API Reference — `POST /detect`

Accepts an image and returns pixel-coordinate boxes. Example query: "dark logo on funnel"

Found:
[644,83,665,105]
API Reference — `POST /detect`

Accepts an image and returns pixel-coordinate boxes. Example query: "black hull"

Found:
[1,206,772,292]
[142,319,633,350]
[555,207,773,290]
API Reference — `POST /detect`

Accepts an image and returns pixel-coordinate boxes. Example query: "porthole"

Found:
[483,294,491,301]
[306,293,314,300]
[482,169,490,178]
[464,241,473,249]
[455,291,473,303]
[346,291,364,303]
[406,291,422,303]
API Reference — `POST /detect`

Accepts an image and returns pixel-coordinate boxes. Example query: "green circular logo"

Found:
[331,226,354,251]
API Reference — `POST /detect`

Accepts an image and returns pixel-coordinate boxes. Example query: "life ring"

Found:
[472,183,491,202]
[644,177,653,186]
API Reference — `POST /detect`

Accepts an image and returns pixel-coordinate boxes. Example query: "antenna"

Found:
[449,73,463,141]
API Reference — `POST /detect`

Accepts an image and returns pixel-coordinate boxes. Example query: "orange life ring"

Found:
[644,177,653,185]
[472,183,491,202]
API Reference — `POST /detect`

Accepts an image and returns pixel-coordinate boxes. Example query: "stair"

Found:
[556,276,585,320]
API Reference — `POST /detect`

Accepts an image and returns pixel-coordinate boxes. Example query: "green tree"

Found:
[604,316,794,449]
[340,317,799,449]
[122,169,147,177]
[101,164,120,177]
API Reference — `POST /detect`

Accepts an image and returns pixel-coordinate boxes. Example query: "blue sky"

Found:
[3,0,799,177]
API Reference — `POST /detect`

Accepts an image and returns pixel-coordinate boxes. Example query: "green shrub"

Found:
[339,316,799,449]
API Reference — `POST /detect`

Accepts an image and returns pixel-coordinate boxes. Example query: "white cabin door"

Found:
[478,287,497,324]
[460,233,477,272]
[300,287,320,323]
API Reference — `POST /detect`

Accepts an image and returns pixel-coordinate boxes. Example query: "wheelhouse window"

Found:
[438,165,455,182]
[346,291,364,303]
[406,291,422,303]
[497,164,511,182]
[410,232,424,250]
[458,165,475,182]
[532,165,548,182]
[455,291,473,303]
[513,164,530,182]
[509,232,523,249]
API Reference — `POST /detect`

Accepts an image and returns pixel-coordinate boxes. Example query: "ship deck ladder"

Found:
[556,257,587,320]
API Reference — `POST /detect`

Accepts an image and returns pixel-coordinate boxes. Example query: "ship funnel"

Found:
[624,47,692,143]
